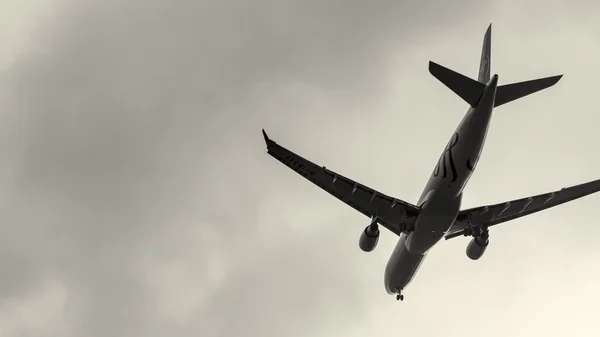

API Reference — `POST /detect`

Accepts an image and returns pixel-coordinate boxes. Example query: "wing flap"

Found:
[446,178,600,239]
[263,129,419,235]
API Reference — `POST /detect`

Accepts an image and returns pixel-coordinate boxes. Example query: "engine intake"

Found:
[466,231,489,260]
[359,224,380,252]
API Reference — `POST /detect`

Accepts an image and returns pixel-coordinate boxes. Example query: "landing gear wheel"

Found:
[396,292,404,301]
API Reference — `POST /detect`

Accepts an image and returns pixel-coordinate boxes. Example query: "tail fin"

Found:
[494,75,563,107]
[427,23,492,107]
[478,24,492,83]
[429,23,562,108]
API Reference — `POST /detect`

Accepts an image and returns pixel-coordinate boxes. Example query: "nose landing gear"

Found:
[396,290,404,301]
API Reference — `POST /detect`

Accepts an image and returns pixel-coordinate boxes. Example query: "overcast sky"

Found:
[0,0,600,336]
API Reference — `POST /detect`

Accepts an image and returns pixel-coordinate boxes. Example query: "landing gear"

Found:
[396,290,404,301]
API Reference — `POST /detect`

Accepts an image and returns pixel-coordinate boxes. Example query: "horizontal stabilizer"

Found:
[429,61,486,107]
[494,75,563,107]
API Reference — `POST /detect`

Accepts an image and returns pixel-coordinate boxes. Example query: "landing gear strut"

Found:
[396,290,404,301]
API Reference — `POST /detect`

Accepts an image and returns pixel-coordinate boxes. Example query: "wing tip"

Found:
[554,74,564,83]
[262,129,273,148]
[544,74,563,88]
[428,60,437,71]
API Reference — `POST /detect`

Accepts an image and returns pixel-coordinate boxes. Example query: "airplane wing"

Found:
[445,178,600,240]
[262,129,420,236]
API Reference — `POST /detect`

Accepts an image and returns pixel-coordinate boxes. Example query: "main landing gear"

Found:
[396,290,404,301]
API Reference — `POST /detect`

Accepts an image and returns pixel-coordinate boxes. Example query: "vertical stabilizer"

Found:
[429,23,562,108]
[478,24,492,83]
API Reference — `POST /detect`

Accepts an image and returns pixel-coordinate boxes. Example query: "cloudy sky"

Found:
[1,0,600,336]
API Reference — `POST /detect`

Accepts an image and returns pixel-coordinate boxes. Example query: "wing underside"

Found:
[262,130,420,236]
[446,178,600,239]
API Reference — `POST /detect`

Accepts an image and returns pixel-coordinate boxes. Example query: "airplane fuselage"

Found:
[383,75,499,295]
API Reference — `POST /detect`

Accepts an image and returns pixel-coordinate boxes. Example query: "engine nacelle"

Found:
[359,224,380,252]
[466,235,489,260]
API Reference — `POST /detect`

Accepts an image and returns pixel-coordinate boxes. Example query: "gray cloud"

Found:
[1,0,600,336]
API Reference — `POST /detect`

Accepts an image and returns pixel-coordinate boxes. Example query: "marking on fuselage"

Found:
[433,133,460,182]
[466,158,474,171]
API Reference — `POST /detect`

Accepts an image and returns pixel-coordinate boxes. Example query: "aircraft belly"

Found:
[384,234,426,294]
[406,215,456,254]
[406,194,462,255]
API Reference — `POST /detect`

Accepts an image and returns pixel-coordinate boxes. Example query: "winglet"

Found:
[262,129,273,148]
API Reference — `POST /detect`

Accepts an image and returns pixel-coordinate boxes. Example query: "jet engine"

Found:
[466,228,489,260]
[359,223,380,252]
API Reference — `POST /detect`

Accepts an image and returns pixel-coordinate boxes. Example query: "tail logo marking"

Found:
[479,55,489,80]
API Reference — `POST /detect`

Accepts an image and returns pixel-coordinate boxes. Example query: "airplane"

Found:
[261,24,600,301]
